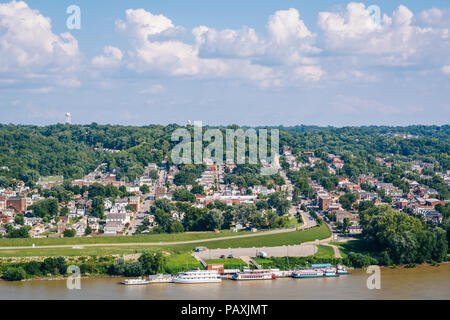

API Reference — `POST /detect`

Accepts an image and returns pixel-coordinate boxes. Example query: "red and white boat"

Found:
[232,269,276,281]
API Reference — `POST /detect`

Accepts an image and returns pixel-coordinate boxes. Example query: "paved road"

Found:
[0,228,299,250]
[299,211,317,230]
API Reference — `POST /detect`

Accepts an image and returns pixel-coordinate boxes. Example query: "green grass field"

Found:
[287,216,303,228]
[329,240,374,259]
[0,230,263,247]
[0,224,331,258]
[164,252,202,273]
[314,245,335,258]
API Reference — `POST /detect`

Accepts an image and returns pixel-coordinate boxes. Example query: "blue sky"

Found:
[0,0,449,126]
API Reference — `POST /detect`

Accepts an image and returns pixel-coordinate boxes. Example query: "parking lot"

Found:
[197,244,317,260]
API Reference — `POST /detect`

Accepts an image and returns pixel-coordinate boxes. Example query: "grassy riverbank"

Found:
[0,230,261,247]
[0,224,332,258]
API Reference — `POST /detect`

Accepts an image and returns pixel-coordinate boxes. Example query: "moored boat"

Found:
[121,277,151,285]
[233,269,276,281]
[148,274,174,283]
[291,269,324,278]
[173,270,222,284]
[323,268,337,277]
[337,265,350,275]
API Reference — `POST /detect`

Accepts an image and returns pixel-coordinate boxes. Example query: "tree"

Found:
[29,198,59,219]
[8,226,30,238]
[340,192,357,210]
[91,196,105,219]
[63,229,76,238]
[169,221,185,233]
[24,261,42,276]
[14,214,24,225]
[2,267,26,281]
[107,259,126,276]
[138,251,168,275]
[154,209,173,232]
[190,184,205,195]
[88,183,106,198]
[341,217,353,235]
[85,224,92,235]
[40,257,67,275]
[140,184,150,194]
[149,170,159,180]
[124,261,144,277]
[268,192,291,215]
[60,206,69,217]
[173,188,196,203]
[205,209,224,230]
[151,198,175,214]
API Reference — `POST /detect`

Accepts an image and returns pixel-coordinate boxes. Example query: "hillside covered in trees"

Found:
[0,124,448,189]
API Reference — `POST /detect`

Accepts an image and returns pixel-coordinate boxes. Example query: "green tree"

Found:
[2,267,26,281]
[140,184,150,194]
[339,192,357,210]
[169,221,185,233]
[91,196,105,219]
[138,251,168,275]
[63,229,76,238]
[14,214,24,225]
[173,188,196,203]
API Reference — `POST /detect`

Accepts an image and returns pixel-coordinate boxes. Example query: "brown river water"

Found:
[0,265,449,300]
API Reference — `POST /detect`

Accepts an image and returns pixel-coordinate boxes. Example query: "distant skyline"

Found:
[0,0,450,126]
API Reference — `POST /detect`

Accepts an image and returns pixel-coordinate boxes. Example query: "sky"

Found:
[0,0,449,127]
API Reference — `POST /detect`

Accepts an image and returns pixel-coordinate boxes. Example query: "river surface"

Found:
[0,265,449,300]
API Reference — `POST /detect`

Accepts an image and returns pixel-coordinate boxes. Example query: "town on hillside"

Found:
[1,144,448,240]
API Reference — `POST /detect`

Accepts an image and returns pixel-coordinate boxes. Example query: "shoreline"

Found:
[2,261,448,283]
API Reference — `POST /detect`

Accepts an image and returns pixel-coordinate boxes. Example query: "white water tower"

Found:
[65,112,71,124]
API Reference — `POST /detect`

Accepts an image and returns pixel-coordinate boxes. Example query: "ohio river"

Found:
[0,265,449,300]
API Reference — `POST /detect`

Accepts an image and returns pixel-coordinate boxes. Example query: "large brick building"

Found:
[6,197,27,214]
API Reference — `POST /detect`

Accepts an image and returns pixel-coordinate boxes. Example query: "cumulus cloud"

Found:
[91,4,450,88]
[194,8,320,66]
[317,3,443,67]
[0,1,79,75]
[92,46,123,68]
[193,25,264,58]
[294,65,325,82]
[114,8,229,77]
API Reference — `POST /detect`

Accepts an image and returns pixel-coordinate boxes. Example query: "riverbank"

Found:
[1,264,449,300]
[2,254,448,283]
[0,224,332,258]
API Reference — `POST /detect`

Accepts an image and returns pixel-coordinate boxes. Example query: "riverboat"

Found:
[173,270,222,284]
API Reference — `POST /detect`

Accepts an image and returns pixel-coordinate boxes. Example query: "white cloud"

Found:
[267,8,314,44]
[92,46,123,68]
[294,65,325,82]
[0,1,79,75]
[193,25,264,58]
[317,3,440,66]
[193,8,320,66]
[419,8,450,30]
[114,8,228,77]
[442,65,450,75]
[139,84,166,95]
